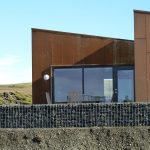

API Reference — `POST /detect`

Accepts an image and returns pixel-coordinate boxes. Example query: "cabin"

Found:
[32,10,150,104]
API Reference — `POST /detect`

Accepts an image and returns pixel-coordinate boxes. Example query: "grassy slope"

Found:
[0,83,32,105]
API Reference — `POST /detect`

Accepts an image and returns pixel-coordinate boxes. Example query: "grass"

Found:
[0,83,32,105]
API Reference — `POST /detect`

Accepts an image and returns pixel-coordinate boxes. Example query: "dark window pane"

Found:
[54,68,82,102]
[84,67,113,102]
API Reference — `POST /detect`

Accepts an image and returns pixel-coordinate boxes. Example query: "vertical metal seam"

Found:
[145,14,148,102]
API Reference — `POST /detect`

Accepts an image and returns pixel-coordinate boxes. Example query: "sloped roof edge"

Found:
[32,28,133,42]
[134,9,150,15]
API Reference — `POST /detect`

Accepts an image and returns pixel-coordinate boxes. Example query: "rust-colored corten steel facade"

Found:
[134,10,150,102]
[32,29,134,104]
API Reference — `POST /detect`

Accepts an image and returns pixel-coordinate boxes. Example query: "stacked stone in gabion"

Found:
[0,103,150,128]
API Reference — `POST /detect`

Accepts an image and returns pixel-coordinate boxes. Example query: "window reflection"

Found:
[118,70,134,102]
[84,68,113,102]
[53,66,134,103]
[54,68,82,102]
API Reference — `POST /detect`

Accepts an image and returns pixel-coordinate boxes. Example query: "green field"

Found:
[0,83,32,105]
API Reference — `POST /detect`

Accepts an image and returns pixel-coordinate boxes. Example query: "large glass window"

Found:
[84,68,113,102]
[54,68,82,102]
[53,67,113,102]
[53,66,134,103]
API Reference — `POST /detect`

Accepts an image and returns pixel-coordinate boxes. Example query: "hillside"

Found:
[0,83,32,105]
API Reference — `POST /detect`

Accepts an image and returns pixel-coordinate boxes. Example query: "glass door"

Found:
[113,66,134,102]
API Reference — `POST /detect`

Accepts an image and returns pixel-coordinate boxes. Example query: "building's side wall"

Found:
[134,11,150,102]
[32,29,134,104]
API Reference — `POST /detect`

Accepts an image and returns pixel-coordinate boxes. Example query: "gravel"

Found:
[0,127,150,150]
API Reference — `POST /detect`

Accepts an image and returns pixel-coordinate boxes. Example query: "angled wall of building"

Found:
[134,10,150,102]
[32,29,134,104]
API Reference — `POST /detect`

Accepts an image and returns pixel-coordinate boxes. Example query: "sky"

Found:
[0,0,150,84]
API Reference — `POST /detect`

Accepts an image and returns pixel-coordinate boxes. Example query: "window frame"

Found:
[52,64,134,104]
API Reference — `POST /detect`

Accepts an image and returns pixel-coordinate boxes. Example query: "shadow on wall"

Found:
[75,40,134,65]
[75,41,114,65]
[33,40,133,104]
[33,67,51,104]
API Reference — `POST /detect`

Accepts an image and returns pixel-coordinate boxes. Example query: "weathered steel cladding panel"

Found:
[145,13,150,101]
[134,13,146,39]
[134,39,147,101]
[146,14,150,101]
[146,14,150,53]
[32,29,134,104]
[134,11,150,102]
[32,31,46,104]
[115,41,134,64]
[50,34,114,65]
[147,53,150,101]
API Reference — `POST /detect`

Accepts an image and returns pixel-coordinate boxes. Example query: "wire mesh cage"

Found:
[0,103,150,128]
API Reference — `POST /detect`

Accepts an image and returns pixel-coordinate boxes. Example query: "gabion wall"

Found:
[0,103,150,128]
